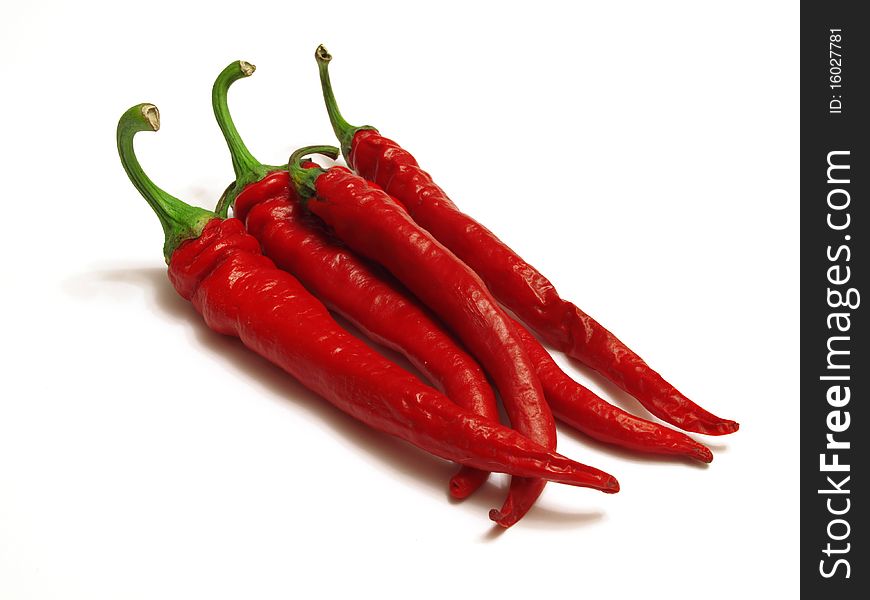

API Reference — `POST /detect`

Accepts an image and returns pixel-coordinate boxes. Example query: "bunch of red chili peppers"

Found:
[116,46,738,528]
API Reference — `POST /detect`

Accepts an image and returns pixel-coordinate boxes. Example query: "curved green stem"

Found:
[212,60,281,217]
[117,104,215,262]
[315,45,377,159]
[287,145,340,201]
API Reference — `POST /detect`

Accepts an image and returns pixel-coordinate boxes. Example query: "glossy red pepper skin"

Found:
[299,165,560,527]
[231,170,498,496]
[513,323,713,462]
[168,217,618,489]
[236,174,711,467]
[345,129,738,436]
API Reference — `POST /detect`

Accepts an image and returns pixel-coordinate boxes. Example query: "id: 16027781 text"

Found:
[829,29,843,114]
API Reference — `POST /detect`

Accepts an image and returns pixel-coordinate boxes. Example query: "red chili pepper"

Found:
[213,63,710,476]
[116,103,620,501]
[288,149,575,528]
[211,61,498,499]
[314,45,738,437]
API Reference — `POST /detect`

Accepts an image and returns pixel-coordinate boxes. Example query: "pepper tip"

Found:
[705,419,740,436]
[694,445,714,464]
[488,508,516,528]
[448,476,472,500]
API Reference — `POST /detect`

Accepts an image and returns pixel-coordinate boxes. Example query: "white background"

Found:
[0,1,798,598]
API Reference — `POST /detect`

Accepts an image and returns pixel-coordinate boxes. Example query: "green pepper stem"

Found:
[287,145,339,201]
[212,60,281,217]
[315,45,376,159]
[116,104,215,262]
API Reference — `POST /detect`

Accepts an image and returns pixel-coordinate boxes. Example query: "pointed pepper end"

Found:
[693,444,715,464]
[703,419,740,436]
[488,508,518,529]
[603,475,620,494]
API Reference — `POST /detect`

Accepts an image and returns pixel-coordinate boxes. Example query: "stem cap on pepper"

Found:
[212,60,285,217]
[116,103,215,262]
[315,44,377,160]
[286,145,340,201]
